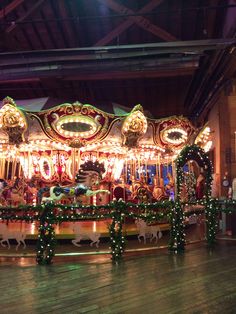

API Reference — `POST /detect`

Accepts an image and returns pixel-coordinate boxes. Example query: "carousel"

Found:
[0,96,213,207]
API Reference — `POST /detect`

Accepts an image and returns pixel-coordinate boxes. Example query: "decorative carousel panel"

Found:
[194,126,213,152]
[33,102,114,147]
[0,97,27,145]
[155,116,195,150]
[39,155,55,181]
[19,150,72,183]
[139,121,155,145]
[121,104,148,148]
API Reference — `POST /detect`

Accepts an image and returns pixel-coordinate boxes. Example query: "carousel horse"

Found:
[8,188,26,206]
[0,223,26,250]
[0,177,26,206]
[38,160,110,203]
[135,219,162,244]
[6,178,26,206]
[72,224,101,248]
[0,179,8,206]
[135,186,153,203]
[24,182,38,205]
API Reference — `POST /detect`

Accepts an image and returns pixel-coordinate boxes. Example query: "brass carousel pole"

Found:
[6,159,10,180]
[77,148,81,175]
[72,147,76,183]
[158,154,161,182]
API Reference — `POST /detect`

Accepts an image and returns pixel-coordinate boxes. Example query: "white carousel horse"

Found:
[71,224,101,248]
[135,219,162,244]
[0,223,26,250]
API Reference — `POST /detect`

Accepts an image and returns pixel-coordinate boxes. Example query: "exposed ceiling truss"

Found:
[0,0,25,20]
[0,0,235,121]
[6,0,46,34]
[95,0,176,46]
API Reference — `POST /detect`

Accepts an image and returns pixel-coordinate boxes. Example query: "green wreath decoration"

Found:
[176,144,213,200]
[175,144,215,247]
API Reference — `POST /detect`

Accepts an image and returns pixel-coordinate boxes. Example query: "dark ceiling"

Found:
[0,0,236,122]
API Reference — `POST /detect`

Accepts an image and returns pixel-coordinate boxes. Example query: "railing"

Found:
[0,199,235,264]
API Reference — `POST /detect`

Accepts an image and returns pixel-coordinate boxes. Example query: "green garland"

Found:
[109,201,126,262]
[36,203,56,265]
[176,144,213,198]
[205,198,218,246]
[34,200,173,264]
[175,144,213,249]
[220,199,236,213]
[169,200,185,252]
[0,197,236,264]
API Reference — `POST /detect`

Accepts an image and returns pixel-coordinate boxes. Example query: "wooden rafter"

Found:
[62,68,195,81]
[0,0,25,20]
[6,0,46,33]
[95,0,176,46]
[95,19,134,47]
[58,1,76,48]
[206,0,220,38]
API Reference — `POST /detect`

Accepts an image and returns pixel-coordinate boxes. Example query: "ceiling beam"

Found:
[206,0,220,38]
[62,68,195,81]
[185,47,234,119]
[95,19,134,47]
[6,0,46,33]
[0,56,198,82]
[0,39,234,67]
[0,68,194,86]
[57,0,76,48]
[0,0,24,20]
[0,49,199,66]
[95,0,176,46]
[95,0,164,46]
[0,78,40,84]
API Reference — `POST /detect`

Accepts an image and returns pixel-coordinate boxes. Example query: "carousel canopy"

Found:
[0,97,213,183]
[0,96,196,155]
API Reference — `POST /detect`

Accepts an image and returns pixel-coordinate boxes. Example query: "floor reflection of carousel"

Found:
[0,97,213,242]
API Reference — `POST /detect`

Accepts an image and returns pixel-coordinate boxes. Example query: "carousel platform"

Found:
[0,222,204,259]
[2,220,171,240]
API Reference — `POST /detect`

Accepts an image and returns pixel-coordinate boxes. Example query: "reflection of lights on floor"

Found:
[93,221,97,232]
[55,251,110,256]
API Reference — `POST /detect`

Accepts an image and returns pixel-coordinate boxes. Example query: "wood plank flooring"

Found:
[0,242,236,314]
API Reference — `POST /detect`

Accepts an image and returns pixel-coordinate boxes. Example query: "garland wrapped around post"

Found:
[205,198,218,246]
[109,200,126,262]
[175,144,214,248]
[36,202,56,265]
[169,200,185,252]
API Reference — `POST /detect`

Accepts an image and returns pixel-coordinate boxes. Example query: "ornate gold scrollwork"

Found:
[155,116,195,150]
[0,97,27,145]
[35,101,113,146]
[121,104,147,148]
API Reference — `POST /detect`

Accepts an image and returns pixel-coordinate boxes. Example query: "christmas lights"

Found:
[0,196,235,264]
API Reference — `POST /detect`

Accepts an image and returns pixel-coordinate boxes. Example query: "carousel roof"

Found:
[0,97,196,156]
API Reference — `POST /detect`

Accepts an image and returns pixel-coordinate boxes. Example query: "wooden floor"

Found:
[0,242,236,314]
